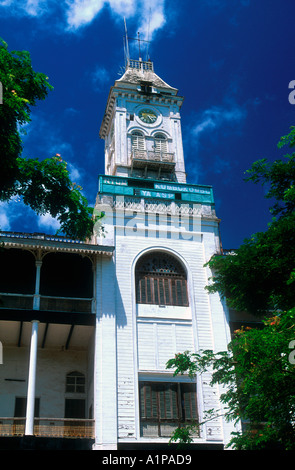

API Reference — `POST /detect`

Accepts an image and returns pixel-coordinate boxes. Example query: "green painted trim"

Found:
[98,175,214,205]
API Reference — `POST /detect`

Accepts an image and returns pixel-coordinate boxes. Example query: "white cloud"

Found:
[137,0,166,40]
[0,0,14,6]
[65,0,161,32]
[0,198,38,233]
[0,203,11,231]
[65,0,105,29]
[107,0,136,17]
[90,66,110,91]
[23,0,48,16]
[0,0,168,42]
[184,102,248,181]
[0,0,53,17]
[191,105,247,139]
[68,162,81,182]
[38,212,60,231]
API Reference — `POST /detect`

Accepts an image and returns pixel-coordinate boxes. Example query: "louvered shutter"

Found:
[139,382,198,437]
[132,131,145,155]
[154,133,168,153]
[136,253,189,306]
[181,383,198,421]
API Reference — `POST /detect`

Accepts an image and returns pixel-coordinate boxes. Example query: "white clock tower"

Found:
[92,56,238,450]
[99,58,186,183]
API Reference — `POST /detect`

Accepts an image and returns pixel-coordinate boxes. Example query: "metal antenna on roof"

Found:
[123,17,130,67]
[125,28,150,64]
[146,8,151,61]
[137,32,141,60]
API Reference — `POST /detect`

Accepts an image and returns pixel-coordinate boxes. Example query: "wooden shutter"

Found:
[154,133,168,153]
[181,383,198,421]
[132,131,145,153]
[139,382,198,437]
[136,254,188,307]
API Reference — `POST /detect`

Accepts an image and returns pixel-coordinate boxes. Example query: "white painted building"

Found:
[0,56,246,450]
[92,57,240,450]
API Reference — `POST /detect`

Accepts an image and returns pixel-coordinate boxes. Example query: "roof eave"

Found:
[0,233,114,256]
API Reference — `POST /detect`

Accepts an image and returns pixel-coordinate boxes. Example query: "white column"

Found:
[91,261,96,314]
[33,260,42,310]
[93,256,118,450]
[25,320,39,436]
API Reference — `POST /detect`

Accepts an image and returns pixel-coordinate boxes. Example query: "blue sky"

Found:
[0,0,294,249]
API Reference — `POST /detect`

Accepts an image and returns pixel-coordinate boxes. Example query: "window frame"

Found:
[135,253,189,307]
[131,130,146,155]
[65,371,86,394]
[153,132,168,154]
[139,381,198,438]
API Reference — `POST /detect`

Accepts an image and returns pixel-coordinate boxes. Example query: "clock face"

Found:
[138,109,157,124]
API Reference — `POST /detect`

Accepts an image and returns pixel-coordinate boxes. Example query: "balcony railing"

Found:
[0,294,34,310]
[131,150,175,163]
[0,230,84,244]
[0,417,95,439]
[39,296,92,313]
[0,293,93,313]
[127,58,154,71]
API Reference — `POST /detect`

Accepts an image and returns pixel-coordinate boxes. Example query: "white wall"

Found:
[114,213,230,443]
[0,346,88,418]
[93,194,235,448]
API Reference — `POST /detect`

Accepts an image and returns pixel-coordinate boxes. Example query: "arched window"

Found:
[154,133,168,154]
[131,130,145,155]
[66,371,85,393]
[136,252,188,307]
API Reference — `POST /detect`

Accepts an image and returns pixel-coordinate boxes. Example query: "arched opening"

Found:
[153,132,168,154]
[40,253,93,298]
[131,130,145,156]
[135,252,188,307]
[0,248,35,294]
[65,371,86,394]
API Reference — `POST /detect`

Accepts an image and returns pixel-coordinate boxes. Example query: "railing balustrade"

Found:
[0,417,95,439]
[131,150,175,163]
[0,293,93,313]
[127,59,154,71]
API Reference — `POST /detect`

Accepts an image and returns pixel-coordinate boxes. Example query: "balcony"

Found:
[127,58,154,72]
[0,418,95,439]
[0,293,93,314]
[0,294,34,310]
[40,296,92,313]
[131,150,175,178]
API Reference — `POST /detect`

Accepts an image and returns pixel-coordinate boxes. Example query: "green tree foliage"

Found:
[166,127,295,449]
[167,308,295,450]
[0,39,102,240]
[246,126,295,218]
[205,214,295,315]
[205,127,295,315]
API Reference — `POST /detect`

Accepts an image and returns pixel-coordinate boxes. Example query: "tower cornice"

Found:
[99,86,184,140]
[99,59,184,140]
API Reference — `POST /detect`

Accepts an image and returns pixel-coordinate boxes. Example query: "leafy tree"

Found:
[0,38,102,240]
[205,126,295,315]
[246,126,295,219]
[166,127,295,449]
[205,213,295,315]
[166,308,295,450]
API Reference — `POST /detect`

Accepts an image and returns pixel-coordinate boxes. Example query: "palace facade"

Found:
[0,56,259,450]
